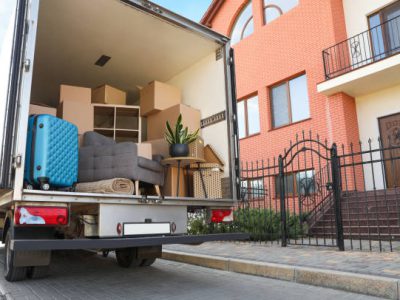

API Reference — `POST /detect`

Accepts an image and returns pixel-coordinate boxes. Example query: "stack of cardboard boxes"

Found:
[30,83,151,156]
[140,81,202,197]
[57,85,94,146]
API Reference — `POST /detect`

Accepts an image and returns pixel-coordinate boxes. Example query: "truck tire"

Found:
[27,266,49,279]
[140,258,156,267]
[4,231,27,282]
[102,250,109,258]
[115,248,142,268]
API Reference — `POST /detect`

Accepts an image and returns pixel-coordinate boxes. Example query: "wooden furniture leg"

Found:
[154,185,161,196]
[135,181,140,196]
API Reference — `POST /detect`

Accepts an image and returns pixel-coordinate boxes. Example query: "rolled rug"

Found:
[75,178,134,195]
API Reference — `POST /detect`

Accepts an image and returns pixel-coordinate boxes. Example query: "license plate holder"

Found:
[123,222,171,236]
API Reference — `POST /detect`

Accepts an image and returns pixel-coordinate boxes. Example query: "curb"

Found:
[162,250,400,300]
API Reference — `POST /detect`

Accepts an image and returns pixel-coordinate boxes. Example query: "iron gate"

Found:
[278,134,344,250]
[232,132,345,249]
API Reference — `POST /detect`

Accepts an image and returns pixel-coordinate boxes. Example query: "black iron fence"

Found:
[337,138,400,251]
[189,132,400,252]
[323,14,400,79]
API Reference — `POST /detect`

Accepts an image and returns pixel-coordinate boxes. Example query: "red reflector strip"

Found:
[15,206,68,226]
[211,209,233,223]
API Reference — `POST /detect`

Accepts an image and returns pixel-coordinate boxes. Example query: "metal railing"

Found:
[187,131,400,252]
[195,132,400,252]
[323,14,400,79]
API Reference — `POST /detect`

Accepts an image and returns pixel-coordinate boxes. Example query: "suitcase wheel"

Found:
[38,177,50,191]
[24,182,34,190]
[40,183,50,191]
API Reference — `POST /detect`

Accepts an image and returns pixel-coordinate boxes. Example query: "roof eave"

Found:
[200,0,225,27]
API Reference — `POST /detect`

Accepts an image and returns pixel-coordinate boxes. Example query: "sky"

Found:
[151,0,213,22]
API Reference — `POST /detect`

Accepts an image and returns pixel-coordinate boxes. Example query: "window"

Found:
[263,0,298,24]
[270,74,310,128]
[275,170,315,197]
[241,178,265,200]
[368,1,400,59]
[237,95,260,139]
[231,1,254,45]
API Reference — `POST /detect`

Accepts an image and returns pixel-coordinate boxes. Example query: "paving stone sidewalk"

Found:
[165,242,400,279]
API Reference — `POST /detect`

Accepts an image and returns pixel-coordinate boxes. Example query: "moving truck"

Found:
[0,0,246,281]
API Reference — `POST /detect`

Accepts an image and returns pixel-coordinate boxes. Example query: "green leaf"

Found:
[166,121,175,139]
[181,127,188,143]
[174,118,181,144]
[165,132,174,145]
[177,114,182,126]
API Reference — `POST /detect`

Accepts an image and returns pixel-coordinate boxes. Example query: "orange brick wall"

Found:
[208,0,361,163]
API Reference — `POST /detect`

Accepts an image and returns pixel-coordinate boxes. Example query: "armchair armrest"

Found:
[137,157,163,173]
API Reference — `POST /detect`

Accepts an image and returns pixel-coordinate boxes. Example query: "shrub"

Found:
[187,208,308,242]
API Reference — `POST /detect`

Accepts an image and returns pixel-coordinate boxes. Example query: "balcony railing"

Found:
[323,14,400,79]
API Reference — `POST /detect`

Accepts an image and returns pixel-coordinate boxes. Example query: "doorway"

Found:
[379,112,400,188]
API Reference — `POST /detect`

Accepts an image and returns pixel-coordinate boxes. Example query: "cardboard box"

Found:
[137,143,152,160]
[163,167,187,197]
[29,104,57,116]
[92,84,126,105]
[140,81,181,116]
[60,84,91,103]
[57,98,94,135]
[147,104,201,140]
[146,139,169,158]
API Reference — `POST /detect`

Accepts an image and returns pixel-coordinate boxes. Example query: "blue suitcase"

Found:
[24,114,78,190]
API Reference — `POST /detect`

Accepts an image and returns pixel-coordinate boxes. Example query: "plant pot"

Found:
[169,144,189,157]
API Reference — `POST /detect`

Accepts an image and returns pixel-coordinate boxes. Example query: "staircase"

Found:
[308,189,400,240]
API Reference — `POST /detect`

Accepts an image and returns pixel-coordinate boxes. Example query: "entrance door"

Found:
[379,113,400,188]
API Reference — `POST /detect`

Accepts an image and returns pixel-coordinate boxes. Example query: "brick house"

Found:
[201,0,400,192]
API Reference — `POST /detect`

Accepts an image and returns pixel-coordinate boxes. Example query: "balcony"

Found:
[318,15,400,97]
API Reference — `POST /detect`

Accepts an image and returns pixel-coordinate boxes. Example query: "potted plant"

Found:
[165,114,199,157]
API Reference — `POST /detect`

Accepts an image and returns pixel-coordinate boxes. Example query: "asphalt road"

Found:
[0,249,383,300]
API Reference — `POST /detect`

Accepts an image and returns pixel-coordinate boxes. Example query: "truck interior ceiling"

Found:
[31,0,220,107]
[27,0,232,199]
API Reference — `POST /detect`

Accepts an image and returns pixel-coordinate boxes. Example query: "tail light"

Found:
[211,209,233,223]
[15,206,69,226]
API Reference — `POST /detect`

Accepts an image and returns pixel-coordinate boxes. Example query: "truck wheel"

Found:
[140,258,156,267]
[4,231,27,282]
[102,250,109,258]
[27,266,49,279]
[115,248,142,268]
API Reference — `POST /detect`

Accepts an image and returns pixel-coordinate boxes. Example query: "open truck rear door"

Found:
[0,0,39,198]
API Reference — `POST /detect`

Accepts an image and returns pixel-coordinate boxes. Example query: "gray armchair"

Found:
[78,132,164,195]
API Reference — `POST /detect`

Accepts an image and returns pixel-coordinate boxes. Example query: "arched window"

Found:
[263,0,298,24]
[231,1,254,46]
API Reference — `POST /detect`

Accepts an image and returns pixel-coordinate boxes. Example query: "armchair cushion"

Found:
[79,142,137,183]
[78,132,164,186]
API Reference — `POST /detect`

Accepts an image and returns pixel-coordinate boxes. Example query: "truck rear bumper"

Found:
[11,233,249,251]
